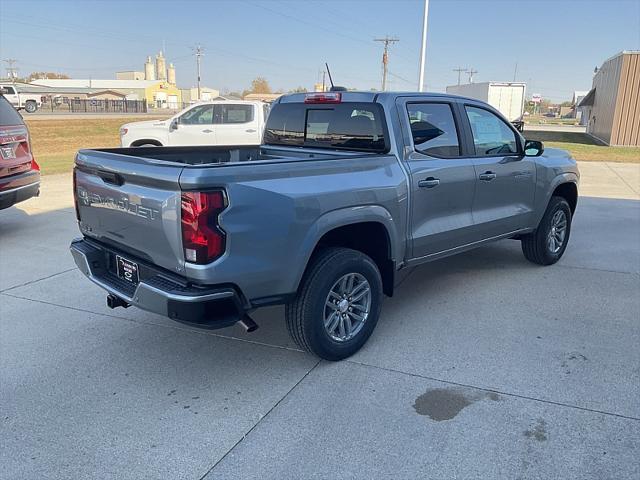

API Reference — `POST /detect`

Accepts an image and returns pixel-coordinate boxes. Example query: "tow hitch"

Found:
[106,294,130,309]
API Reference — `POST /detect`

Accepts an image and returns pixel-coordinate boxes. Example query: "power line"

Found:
[245,1,378,50]
[1,15,192,50]
[453,67,467,86]
[374,37,399,91]
[388,71,414,85]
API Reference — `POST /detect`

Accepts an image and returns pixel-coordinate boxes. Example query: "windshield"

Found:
[264,102,388,153]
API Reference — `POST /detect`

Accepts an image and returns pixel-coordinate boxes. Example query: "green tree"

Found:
[289,86,307,93]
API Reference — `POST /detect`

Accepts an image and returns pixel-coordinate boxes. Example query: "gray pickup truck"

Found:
[70,91,579,360]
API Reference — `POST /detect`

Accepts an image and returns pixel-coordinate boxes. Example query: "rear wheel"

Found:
[285,247,383,361]
[521,196,572,265]
[24,101,37,113]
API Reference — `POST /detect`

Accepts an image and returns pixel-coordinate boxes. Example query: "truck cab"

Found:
[120,100,270,147]
[0,84,41,113]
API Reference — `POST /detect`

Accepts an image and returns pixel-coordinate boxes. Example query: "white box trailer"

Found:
[446,82,526,122]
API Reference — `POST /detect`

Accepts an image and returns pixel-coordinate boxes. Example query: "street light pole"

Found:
[418,0,429,92]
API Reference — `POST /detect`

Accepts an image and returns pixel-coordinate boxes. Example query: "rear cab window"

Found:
[264,102,388,153]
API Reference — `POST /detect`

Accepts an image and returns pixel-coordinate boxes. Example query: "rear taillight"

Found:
[30,157,40,171]
[181,190,227,264]
[304,92,342,104]
[73,169,80,221]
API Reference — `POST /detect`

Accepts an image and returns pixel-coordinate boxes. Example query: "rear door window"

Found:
[0,96,24,126]
[407,103,460,157]
[214,104,254,124]
[264,102,388,152]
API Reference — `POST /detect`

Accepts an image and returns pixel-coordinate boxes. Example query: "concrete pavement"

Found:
[1,162,639,479]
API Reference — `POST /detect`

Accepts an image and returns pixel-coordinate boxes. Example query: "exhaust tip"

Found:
[238,314,259,333]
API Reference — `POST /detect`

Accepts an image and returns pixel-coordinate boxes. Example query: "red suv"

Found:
[0,95,40,210]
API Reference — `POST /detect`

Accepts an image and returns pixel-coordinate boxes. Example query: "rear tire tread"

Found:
[285,247,380,360]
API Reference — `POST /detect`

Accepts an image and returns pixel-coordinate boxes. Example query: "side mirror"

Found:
[170,118,179,131]
[524,140,544,157]
[0,88,7,95]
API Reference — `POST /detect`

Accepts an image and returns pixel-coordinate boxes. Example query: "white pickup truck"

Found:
[0,84,41,113]
[120,100,270,147]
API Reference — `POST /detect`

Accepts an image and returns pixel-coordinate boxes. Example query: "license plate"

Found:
[116,255,139,285]
[0,145,16,159]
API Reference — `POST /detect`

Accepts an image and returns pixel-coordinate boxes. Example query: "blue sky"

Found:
[1,0,639,101]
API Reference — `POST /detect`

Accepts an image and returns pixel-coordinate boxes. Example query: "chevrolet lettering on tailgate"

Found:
[77,186,160,221]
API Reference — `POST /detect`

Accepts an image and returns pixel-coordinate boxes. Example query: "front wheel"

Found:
[521,196,572,265]
[285,247,383,361]
[24,101,37,113]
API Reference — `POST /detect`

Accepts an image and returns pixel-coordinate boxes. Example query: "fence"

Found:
[40,98,148,113]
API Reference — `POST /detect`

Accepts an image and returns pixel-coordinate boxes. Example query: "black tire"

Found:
[24,101,37,113]
[285,247,383,361]
[521,196,572,265]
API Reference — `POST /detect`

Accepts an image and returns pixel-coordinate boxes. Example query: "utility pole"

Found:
[374,37,399,91]
[3,59,18,83]
[417,0,429,92]
[513,62,518,82]
[467,68,478,83]
[194,45,203,101]
[453,67,467,86]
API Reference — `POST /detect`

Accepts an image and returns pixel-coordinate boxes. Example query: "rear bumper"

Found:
[70,238,247,329]
[0,170,40,210]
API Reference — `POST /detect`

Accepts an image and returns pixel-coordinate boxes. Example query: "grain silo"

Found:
[167,63,176,85]
[144,56,155,81]
[155,51,167,81]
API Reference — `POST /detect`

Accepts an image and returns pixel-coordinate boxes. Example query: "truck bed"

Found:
[87,145,357,167]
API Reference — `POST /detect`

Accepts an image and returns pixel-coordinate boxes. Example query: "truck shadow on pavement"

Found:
[2,195,638,355]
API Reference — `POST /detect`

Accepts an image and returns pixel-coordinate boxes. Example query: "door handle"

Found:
[418,177,440,188]
[245,129,257,133]
[202,129,213,133]
[479,171,497,181]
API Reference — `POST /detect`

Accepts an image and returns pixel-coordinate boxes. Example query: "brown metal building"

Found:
[579,51,640,146]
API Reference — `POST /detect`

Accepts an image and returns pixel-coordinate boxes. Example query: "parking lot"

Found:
[1,162,639,479]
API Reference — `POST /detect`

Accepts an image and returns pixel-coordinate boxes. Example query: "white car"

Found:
[0,84,41,113]
[120,100,270,147]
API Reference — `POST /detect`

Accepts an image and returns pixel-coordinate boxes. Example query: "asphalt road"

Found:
[1,163,639,479]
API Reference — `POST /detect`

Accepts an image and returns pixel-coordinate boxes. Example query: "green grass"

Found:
[25,117,166,175]
[524,130,640,163]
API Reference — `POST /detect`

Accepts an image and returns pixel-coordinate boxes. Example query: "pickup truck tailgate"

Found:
[74,149,185,273]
